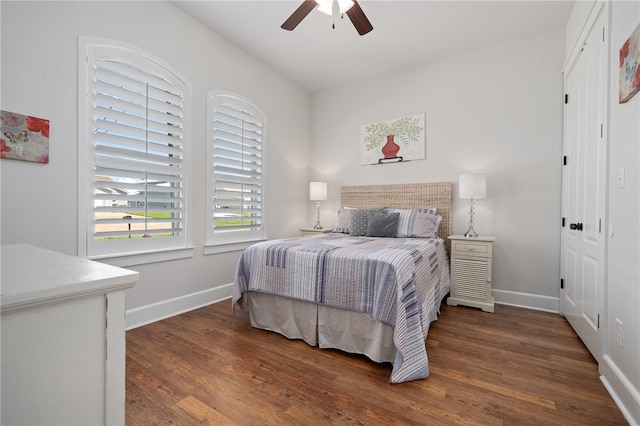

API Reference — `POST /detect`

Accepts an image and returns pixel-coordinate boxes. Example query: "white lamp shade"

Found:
[309,181,328,201]
[459,174,486,199]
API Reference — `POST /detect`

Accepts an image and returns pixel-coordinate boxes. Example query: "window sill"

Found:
[89,246,195,267]
[203,239,266,255]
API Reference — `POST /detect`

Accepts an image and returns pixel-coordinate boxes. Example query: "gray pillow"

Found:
[350,208,383,236]
[366,211,400,238]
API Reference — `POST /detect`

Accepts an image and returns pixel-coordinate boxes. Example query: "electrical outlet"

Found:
[615,318,623,348]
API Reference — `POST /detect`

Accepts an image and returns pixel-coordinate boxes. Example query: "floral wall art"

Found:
[619,22,640,104]
[361,113,425,165]
[1,110,50,163]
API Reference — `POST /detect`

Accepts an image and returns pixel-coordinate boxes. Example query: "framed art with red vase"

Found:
[619,22,640,104]
[361,113,425,165]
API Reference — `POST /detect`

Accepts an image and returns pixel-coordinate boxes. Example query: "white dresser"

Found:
[447,235,496,313]
[1,244,138,426]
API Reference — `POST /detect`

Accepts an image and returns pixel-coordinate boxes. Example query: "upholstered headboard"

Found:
[340,182,453,252]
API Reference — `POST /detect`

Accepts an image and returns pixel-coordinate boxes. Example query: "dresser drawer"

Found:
[452,240,492,257]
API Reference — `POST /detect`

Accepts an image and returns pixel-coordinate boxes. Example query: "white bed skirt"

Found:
[246,291,396,364]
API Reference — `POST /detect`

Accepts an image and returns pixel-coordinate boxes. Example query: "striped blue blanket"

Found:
[232,233,450,383]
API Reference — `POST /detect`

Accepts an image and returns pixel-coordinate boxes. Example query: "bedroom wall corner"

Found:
[308,27,566,307]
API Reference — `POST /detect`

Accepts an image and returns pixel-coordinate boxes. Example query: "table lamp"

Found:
[459,174,486,238]
[309,181,328,229]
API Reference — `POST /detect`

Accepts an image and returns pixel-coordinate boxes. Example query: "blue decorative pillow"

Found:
[384,208,442,238]
[350,209,383,236]
[366,211,400,238]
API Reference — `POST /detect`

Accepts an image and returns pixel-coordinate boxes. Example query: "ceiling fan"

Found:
[281,0,373,36]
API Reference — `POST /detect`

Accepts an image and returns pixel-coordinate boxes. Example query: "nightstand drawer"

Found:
[300,228,333,237]
[452,240,492,257]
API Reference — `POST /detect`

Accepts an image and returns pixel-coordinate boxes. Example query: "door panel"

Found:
[583,256,598,327]
[565,248,577,306]
[561,8,607,363]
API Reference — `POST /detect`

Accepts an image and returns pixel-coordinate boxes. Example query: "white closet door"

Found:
[561,8,608,363]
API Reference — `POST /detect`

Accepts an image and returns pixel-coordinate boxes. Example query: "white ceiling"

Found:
[172,0,574,92]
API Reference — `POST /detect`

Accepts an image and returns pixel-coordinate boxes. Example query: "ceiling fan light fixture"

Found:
[315,0,333,15]
[282,0,372,35]
[337,0,355,14]
[315,0,354,16]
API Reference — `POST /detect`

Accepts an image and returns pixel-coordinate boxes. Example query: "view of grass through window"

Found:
[94,209,174,240]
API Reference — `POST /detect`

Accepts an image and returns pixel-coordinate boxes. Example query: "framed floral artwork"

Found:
[619,22,640,104]
[361,113,425,165]
[0,110,50,163]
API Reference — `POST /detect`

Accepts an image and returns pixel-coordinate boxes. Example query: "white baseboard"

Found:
[125,283,234,330]
[601,355,640,426]
[493,289,560,313]
[126,285,560,331]
[127,286,560,331]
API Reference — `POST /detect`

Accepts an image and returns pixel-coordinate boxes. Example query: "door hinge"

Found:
[601,123,604,138]
[560,278,564,289]
[563,156,567,166]
[564,94,569,104]
[599,219,602,233]
[597,314,600,328]
[562,217,566,227]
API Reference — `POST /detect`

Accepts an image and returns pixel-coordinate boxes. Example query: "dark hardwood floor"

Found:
[126,300,627,425]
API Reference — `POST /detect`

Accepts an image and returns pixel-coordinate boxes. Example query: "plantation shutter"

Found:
[207,92,264,245]
[82,41,190,257]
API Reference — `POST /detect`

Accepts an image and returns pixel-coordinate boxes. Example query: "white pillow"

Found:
[332,207,356,233]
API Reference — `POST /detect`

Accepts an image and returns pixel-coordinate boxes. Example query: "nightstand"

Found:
[299,228,333,237]
[447,235,496,313]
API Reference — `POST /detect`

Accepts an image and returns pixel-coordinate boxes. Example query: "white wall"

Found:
[0,1,310,325]
[601,1,640,423]
[309,28,566,311]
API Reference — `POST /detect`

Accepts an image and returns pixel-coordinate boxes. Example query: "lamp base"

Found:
[314,201,322,229]
[464,197,478,237]
[464,226,478,238]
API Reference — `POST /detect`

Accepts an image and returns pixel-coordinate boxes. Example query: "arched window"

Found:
[78,38,191,263]
[207,91,265,248]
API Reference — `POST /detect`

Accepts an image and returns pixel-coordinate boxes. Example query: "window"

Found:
[79,38,191,263]
[207,91,265,248]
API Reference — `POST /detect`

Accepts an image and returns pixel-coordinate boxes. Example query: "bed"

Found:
[232,182,452,383]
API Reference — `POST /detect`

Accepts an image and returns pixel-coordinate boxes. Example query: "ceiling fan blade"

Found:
[345,1,373,35]
[281,0,317,31]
